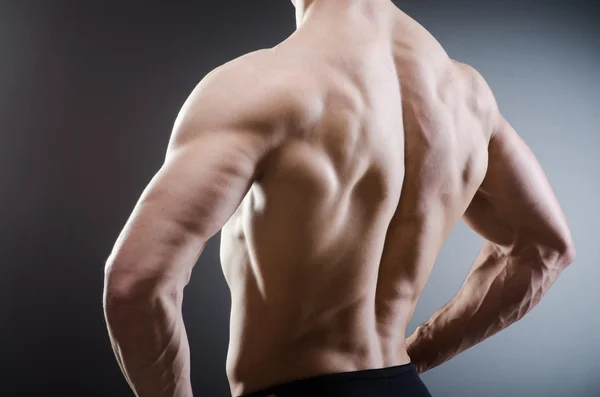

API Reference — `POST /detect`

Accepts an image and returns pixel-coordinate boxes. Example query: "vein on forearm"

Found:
[104,291,192,397]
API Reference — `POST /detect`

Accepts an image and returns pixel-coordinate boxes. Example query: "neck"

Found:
[295,0,392,28]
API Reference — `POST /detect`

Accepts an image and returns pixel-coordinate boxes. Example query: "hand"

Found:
[405,329,425,374]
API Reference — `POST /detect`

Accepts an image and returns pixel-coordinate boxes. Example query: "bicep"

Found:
[105,130,260,294]
[464,116,572,253]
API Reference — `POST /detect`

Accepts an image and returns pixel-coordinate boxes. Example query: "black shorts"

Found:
[239,363,432,397]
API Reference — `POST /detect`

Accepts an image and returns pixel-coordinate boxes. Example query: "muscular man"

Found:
[103,1,575,396]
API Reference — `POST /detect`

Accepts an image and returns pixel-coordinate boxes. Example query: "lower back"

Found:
[225,282,414,396]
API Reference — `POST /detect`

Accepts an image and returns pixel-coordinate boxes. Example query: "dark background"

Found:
[1,1,598,396]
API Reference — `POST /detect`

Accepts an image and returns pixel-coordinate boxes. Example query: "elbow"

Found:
[519,232,576,272]
[544,233,576,270]
[557,236,576,268]
[103,276,148,310]
[103,263,171,308]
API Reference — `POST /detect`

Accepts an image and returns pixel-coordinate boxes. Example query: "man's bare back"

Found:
[103,1,575,396]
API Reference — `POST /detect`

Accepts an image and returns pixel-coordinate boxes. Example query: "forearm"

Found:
[104,289,192,397]
[407,241,569,373]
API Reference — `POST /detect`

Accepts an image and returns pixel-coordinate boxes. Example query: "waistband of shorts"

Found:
[239,363,417,397]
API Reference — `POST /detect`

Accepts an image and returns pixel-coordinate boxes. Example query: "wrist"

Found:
[406,324,430,374]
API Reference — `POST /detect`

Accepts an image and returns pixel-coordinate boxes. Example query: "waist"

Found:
[227,332,412,396]
[226,289,415,394]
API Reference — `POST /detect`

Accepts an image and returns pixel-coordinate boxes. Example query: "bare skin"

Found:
[103,1,575,396]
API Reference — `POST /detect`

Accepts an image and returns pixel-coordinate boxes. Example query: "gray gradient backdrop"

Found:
[1,1,598,396]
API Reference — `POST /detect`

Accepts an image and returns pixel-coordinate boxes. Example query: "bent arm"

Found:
[102,60,282,396]
[407,113,575,374]
[103,130,264,396]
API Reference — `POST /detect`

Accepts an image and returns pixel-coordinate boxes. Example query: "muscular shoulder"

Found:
[169,50,299,149]
[451,61,494,104]
[452,60,500,139]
